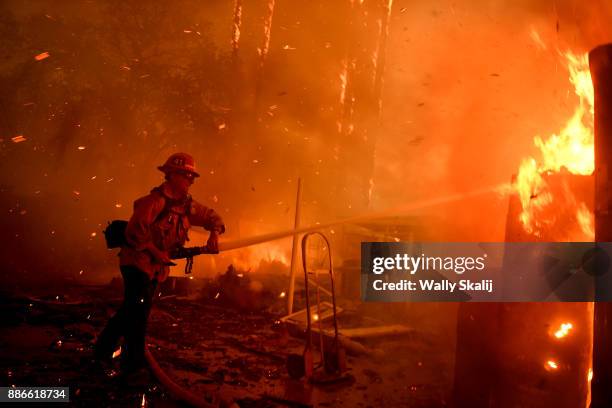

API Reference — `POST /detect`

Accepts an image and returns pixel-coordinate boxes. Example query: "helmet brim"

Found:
[157,165,200,178]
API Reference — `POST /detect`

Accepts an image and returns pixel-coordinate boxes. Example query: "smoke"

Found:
[373,0,612,241]
[1,0,611,285]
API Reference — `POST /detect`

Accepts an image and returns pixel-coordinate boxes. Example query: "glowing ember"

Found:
[553,322,573,339]
[546,360,559,371]
[11,135,26,143]
[279,291,286,298]
[141,393,146,407]
[514,51,594,239]
[34,52,50,61]
[112,346,122,359]
[313,313,319,322]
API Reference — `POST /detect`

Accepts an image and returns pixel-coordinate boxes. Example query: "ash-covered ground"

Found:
[0,271,455,407]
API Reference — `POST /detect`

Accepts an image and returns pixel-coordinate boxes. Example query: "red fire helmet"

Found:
[157,152,201,177]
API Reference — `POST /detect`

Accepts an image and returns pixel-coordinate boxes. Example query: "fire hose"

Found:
[188,181,512,255]
[145,182,511,406]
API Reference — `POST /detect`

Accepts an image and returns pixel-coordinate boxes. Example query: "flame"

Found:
[514,51,594,238]
[228,241,290,271]
[553,322,573,339]
[577,203,595,238]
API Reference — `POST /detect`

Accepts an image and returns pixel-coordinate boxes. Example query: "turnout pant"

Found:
[95,266,157,369]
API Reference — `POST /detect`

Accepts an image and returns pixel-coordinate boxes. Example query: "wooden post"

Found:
[287,178,303,315]
[589,43,612,408]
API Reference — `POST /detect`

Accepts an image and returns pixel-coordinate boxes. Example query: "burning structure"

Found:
[2,1,612,407]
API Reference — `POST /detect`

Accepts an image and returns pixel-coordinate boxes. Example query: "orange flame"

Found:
[514,51,594,239]
[228,241,290,271]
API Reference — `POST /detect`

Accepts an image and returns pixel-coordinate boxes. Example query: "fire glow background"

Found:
[1,0,612,285]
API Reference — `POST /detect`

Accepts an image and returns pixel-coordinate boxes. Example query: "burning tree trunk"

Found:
[254,0,275,108]
[231,0,242,62]
[589,42,612,408]
[373,0,393,118]
[454,51,597,406]
[335,0,393,213]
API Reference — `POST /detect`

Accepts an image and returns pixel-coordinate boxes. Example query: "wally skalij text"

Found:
[361,242,612,302]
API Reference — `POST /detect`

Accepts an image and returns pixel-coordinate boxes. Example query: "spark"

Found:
[588,368,593,382]
[11,135,26,143]
[554,322,573,339]
[112,347,122,359]
[34,52,50,61]
[115,203,122,208]
[546,360,559,370]
[279,291,286,298]
[77,146,86,150]
[90,232,96,237]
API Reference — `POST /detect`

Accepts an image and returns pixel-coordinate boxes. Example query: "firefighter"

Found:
[94,152,225,374]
